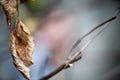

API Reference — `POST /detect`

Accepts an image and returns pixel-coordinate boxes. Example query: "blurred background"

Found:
[0,0,120,80]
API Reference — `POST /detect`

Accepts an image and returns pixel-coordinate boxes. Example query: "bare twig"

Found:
[70,16,116,51]
[39,9,120,80]
[40,54,82,80]
[70,9,120,52]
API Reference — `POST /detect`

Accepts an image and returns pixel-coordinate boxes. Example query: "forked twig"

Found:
[40,9,120,80]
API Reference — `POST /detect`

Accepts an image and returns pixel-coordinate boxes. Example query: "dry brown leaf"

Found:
[0,0,20,27]
[9,20,34,80]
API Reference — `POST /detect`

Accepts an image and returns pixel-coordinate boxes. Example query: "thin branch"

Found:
[40,54,82,80]
[39,9,120,80]
[70,8,120,52]
[68,9,120,59]
[70,16,116,51]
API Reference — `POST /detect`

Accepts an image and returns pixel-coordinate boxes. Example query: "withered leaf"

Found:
[9,20,34,80]
[0,0,20,27]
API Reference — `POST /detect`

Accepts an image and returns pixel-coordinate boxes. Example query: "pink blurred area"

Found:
[35,10,74,51]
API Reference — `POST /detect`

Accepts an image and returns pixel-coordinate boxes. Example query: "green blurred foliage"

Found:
[27,0,46,11]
